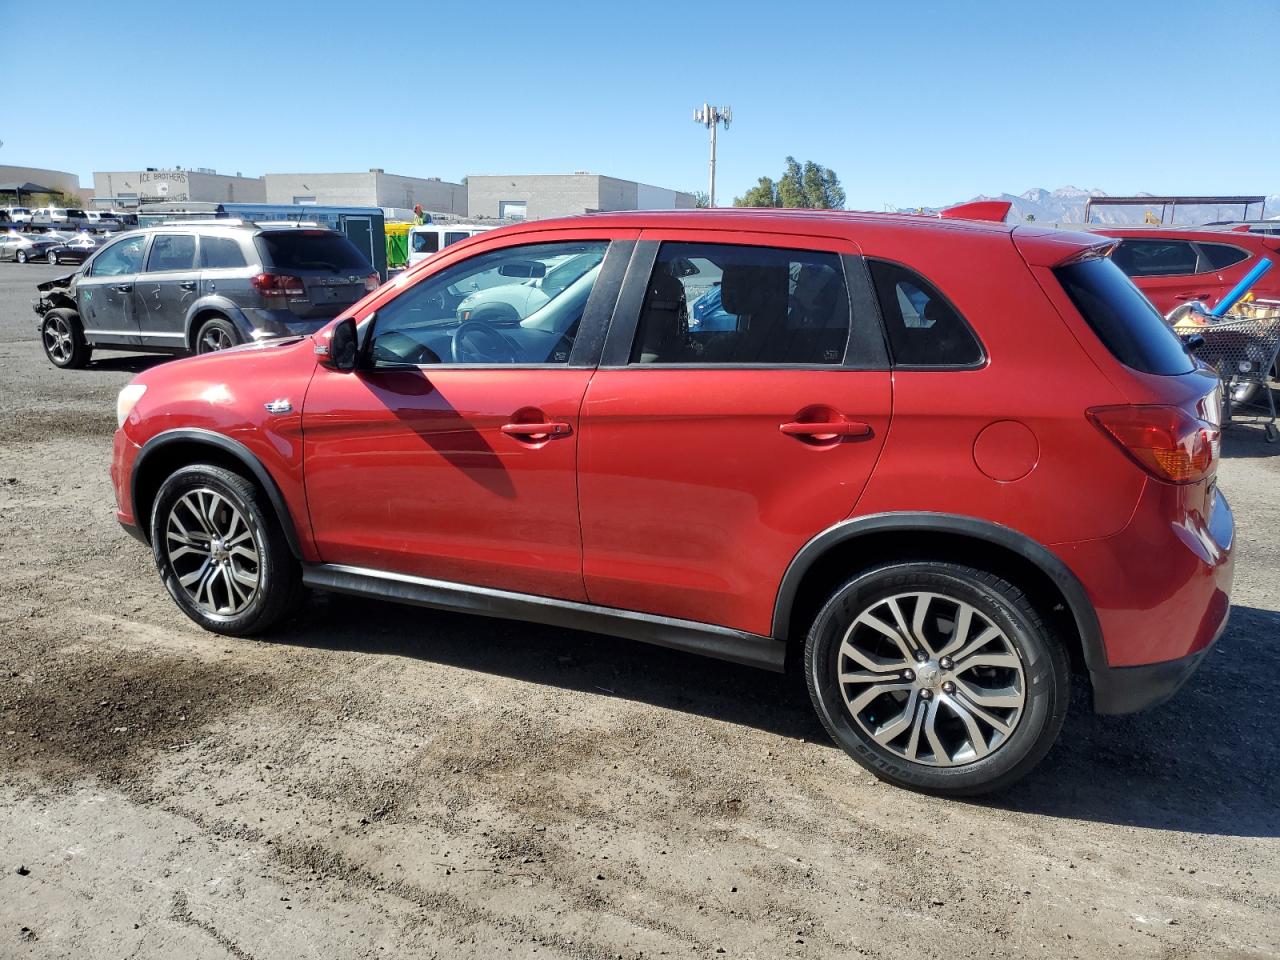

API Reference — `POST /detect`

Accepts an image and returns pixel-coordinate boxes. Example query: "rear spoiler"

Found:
[939,200,1012,224]
[1012,227,1117,267]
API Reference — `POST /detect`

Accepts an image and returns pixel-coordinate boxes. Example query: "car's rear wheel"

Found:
[40,308,92,369]
[47,250,58,265]
[805,561,1069,796]
[16,249,28,263]
[150,465,302,635]
[195,316,240,354]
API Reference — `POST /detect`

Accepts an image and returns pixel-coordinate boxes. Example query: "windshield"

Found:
[255,231,371,273]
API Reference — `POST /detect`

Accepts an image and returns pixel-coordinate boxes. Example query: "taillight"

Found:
[1087,405,1219,484]
[251,273,304,296]
[364,272,380,292]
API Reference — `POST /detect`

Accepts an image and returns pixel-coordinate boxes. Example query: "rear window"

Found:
[255,231,370,272]
[1054,257,1193,375]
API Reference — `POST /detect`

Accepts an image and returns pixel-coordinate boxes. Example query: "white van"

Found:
[406,224,493,267]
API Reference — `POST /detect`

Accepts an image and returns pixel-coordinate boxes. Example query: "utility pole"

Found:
[693,103,731,207]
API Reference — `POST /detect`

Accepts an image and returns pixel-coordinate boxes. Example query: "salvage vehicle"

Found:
[109,207,1233,796]
[1095,225,1280,314]
[1,230,58,263]
[34,222,377,368]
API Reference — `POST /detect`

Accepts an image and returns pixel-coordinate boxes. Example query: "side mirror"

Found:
[316,316,360,371]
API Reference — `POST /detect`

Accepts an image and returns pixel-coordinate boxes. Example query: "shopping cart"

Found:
[1187,315,1280,442]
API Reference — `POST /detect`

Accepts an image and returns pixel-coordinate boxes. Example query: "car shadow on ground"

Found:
[84,354,173,374]
[266,594,1278,837]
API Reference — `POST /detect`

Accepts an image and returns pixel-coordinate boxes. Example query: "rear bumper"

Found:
[1053,483,1234,715]
[240,308,343,340]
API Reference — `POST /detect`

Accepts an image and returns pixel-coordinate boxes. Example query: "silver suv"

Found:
[33,222,377,368]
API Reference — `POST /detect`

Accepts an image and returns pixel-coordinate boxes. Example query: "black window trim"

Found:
[863,256,988,371]
[363,237,630,371]
[599,239,890,371]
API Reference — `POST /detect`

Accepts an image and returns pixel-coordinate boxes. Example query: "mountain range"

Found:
[906,186,1280,225]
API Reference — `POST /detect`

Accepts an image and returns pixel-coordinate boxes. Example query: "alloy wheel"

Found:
[48,250,58,264]
[836,591,1026,767]
[199,326,233,353]
[42,315,74,365]
[16,250,26,263]
[164,488,260,615]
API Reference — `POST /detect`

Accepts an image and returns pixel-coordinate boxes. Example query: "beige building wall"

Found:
[93,170,266,205]
[263,171,467,215]
[0,165,83,201]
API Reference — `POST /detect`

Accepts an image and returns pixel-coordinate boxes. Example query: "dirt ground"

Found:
[1,259,1277,959]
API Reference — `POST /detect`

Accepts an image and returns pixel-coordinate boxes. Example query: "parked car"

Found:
[29,206,93,232]
[1,230,59,263]
[33,222,377,366]
[108,209,1233,796]
[44,233,105,266]
[1094,226,1280,314]
[3,206,32,225]
[84,210,123,233]
[406,223,494,268]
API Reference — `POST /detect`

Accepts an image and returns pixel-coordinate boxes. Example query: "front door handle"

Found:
[113,284,132,293]
[780,420,872,439]
[1175,292,1211,301]
[179,281,197,291]
[501,421,572,440]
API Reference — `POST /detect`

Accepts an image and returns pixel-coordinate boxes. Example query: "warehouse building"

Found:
[263,170,467,216]
[0,164,84,201]
[92,168,266,208]
[466,174,696,221]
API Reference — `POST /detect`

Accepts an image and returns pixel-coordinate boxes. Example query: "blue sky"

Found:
[5,0,1278,209]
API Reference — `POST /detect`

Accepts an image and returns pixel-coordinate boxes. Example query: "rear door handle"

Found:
[179,281,197,291]
[780,420,872,438]
[501,421,572,439]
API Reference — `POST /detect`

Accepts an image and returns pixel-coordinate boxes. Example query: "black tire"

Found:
[40,308,92,369]
[194,316,241,354]
[150,464,302,636]
[16,249,28,263]
[805,561,1069,796]
[48,250,58,265]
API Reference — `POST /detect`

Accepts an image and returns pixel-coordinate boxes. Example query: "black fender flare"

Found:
[131,427,303,559]
[183,297,254,349]
[771,512,1108,675]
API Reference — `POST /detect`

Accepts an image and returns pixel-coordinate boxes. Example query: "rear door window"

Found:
[256,231,371,272]
[1054,257,1193,375]
[1196,242,1251,271]
[628,242,853,365]
[412,231,439,254]
[199,236,248,269]
[146,234,197,272]
[1110,239,1199,277]
[866,261,983,366]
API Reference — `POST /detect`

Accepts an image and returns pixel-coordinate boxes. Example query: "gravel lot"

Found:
[1,259,1277,959]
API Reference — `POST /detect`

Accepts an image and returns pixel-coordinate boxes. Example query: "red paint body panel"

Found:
[301,366,593,600]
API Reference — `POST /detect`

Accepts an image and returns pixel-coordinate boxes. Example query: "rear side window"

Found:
[1110,239,1198,277]
[1197,242,1250,270]
[867,261,982,366]
[411,232,439,254]
[256,231,370,272]
[444,231,470,247]
[1054,257,1193,375]
[199,236,247,269]
[630,242,852,365]
[147,234,196,272]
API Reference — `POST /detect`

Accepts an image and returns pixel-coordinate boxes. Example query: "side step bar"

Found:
[301,563,787,672]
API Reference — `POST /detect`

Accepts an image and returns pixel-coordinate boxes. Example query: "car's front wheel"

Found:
[16,249,28,263]
[150,465,302,635]
[805,561,1069,796]
[47,250,58,265]
[40,308,92,369]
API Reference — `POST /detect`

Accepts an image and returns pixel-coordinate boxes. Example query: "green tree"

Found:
[691,190,711,208]
[733,157,844,209]
[734,176,778,207]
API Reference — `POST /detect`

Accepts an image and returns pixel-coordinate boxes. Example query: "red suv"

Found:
[110,210,1234,795]
[1095,225,1280,314]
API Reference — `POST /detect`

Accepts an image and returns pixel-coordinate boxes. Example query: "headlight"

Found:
[116,383,146,427]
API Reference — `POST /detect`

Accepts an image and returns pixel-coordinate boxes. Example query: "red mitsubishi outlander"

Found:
[110,208,1234,795]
